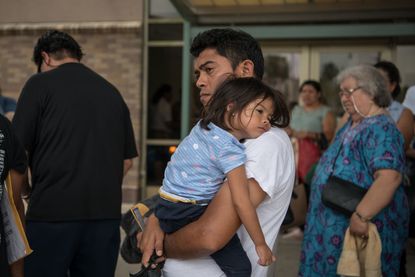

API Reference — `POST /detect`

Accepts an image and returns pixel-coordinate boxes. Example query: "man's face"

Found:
[193,48,237,107]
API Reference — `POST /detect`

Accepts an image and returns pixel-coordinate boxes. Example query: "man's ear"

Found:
[41,51,50,65]
[236,59,255,78]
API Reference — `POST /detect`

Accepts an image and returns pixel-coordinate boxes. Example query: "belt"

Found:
[159,191,210,205]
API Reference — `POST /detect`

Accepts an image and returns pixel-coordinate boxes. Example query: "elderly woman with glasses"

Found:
[299,65,409,276]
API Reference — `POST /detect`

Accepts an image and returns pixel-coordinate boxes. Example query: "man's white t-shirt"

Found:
[162,127,295,277]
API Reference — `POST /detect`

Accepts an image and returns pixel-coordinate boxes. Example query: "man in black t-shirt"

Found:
[12,30,138,277]
[0,114,28,277]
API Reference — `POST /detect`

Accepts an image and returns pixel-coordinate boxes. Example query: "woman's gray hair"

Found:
[337,65,391,107]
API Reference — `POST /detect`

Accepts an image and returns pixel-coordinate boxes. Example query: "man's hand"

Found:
[137,214,165,267]
[10,259,24,277]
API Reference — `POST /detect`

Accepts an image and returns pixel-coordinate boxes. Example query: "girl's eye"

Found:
[256,109,263,114]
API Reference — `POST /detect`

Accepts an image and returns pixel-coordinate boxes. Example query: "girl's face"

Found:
[231,97,273,140]
[299,84,320,106]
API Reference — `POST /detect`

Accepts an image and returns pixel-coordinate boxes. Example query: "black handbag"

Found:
[120,195,160,264]
[120,195,164,277]
[321,133,368,217]
[322,175,368,217]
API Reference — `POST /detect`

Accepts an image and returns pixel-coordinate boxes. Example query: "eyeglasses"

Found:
[338,86,361,98]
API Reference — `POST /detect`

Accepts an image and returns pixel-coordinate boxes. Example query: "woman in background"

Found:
[283,80,336,240]
[375,61,414,277]
[286,80,336,183]
[299,65,409,276]
[151,84,174,138]
[375,61,414,150]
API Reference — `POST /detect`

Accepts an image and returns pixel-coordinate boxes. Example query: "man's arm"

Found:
[10,168,28,227]
[396,108,414,151]
[165,178,266,258]
[140,178,266,265]
[10,259,24,277]
[123,159,133,176]
[9,169,28,277]
[5,111,15,121]
[140,129,294,265]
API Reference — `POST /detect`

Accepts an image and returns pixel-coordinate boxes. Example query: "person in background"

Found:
[283,80,336,239]
[0,114,28,277]
[403,86,415,204]
[151,84,173,138]
[286,80,336,183]
[149,84,174,186]
[139,28,295,277]
[403,85,415,159]
[375,61,414,277]
[12,30,138,277]
[402,85,415,277]
[0,85,17,121]
[374,61,414,151]
[299,65,408,276]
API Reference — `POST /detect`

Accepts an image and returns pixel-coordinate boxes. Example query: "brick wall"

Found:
[0,27,142,203]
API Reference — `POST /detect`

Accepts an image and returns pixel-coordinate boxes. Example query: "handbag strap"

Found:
[329,121,371,179]
[328,131,346,178]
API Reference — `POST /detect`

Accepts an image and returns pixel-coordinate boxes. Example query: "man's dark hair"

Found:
[200,77,289,131]
[33,30,84,72]
[190,28,264,80]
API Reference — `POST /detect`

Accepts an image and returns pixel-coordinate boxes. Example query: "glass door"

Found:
[261,46,309,108]
[310,46,392,116]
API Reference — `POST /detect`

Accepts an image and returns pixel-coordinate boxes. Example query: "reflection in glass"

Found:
[149,0,180,19]
[147,145,176,187]
[319,51,381,116]
[396,45,415,95]
[263,53,300,107]
[149,24,183,41]
[148,47,182,139]
[150,84,174,138]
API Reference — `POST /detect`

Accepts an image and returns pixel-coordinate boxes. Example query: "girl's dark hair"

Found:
[374,61,401,99]
[200,77,290,131]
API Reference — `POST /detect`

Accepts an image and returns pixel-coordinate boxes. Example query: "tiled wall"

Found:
[0,28,142,203]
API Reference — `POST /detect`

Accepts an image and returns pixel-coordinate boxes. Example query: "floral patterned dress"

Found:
[299,114,409,276]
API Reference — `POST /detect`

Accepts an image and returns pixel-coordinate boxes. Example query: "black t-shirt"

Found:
[13,63,138,221]
[0,115,27,276]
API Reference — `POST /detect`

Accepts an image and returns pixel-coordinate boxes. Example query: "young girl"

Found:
[155,77,285,276]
